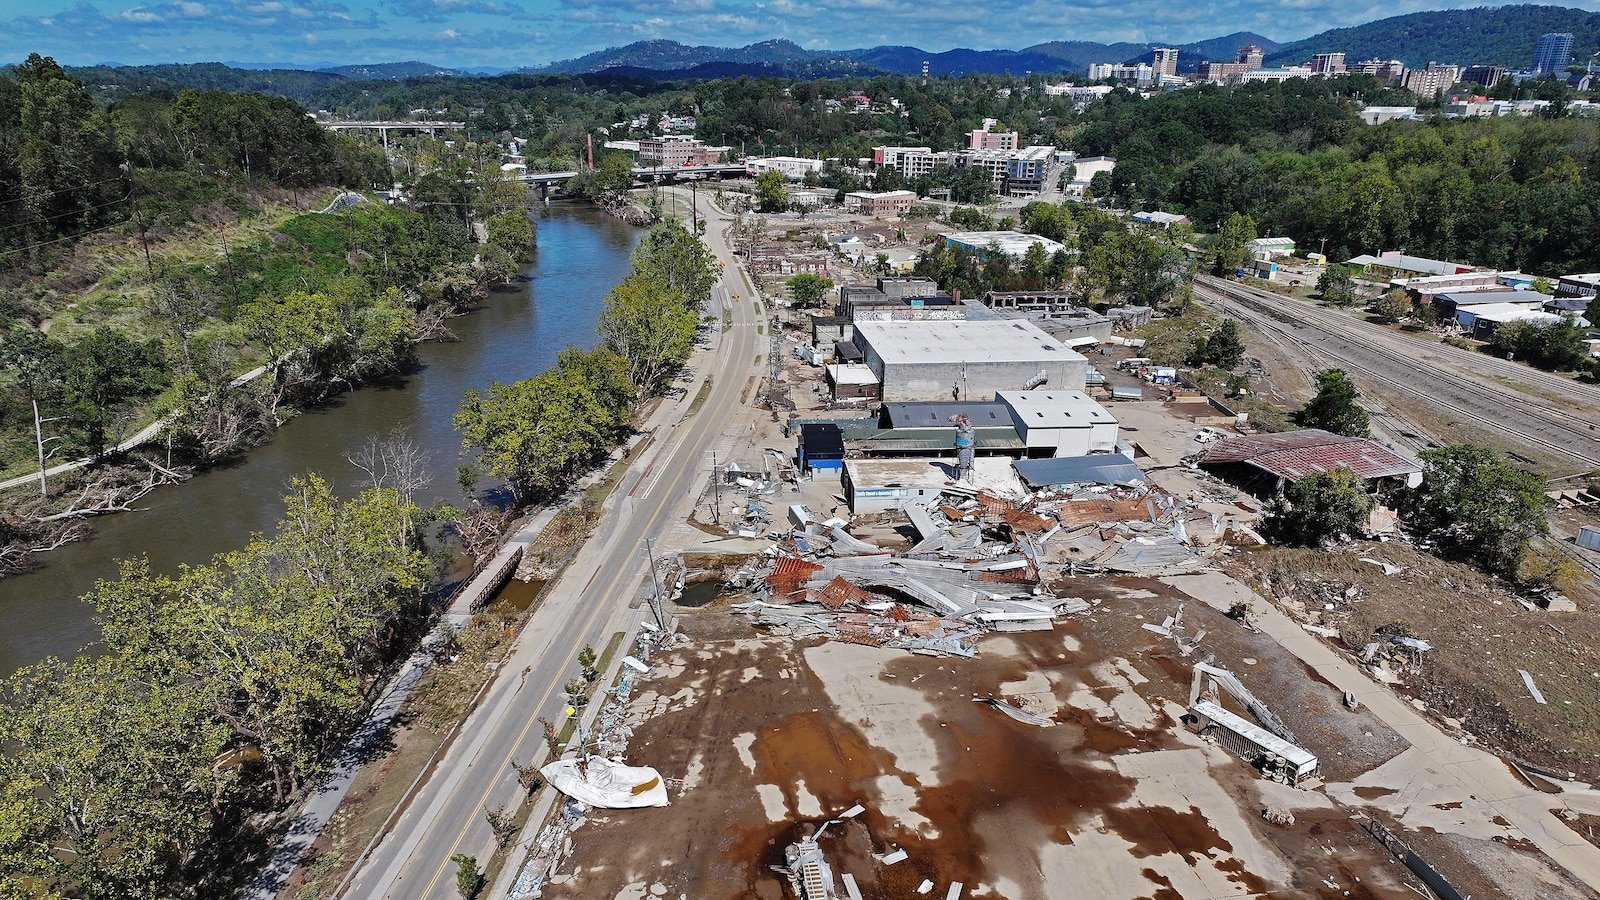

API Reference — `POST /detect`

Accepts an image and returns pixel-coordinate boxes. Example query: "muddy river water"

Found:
[0,204,641,674]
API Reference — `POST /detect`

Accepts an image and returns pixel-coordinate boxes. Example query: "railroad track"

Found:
[1199,274,1600,411]
[1194,278,1600,470]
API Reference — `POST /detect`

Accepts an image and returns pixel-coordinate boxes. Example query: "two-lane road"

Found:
[341,194,761,900]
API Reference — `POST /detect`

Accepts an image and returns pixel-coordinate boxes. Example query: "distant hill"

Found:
[66,62,348,101]
[317,61,463,80]
[1265,4,1600,67]
[539,37,1290,78]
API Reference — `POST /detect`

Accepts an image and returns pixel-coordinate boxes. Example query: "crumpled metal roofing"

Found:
[1200,429,1422,481]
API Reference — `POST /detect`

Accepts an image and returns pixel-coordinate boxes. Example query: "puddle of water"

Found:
[676,580,727,608]
[487,577,546,615]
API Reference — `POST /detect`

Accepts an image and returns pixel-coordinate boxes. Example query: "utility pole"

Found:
[122,163,154,280]
[710,451,722,525]
[642,538,666,630]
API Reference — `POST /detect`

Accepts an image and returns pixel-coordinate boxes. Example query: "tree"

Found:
[598,274,697,393]
[1088,170,1113,200]
[1374,288,1413,323]
[592,152,635,197]
[455,348,635,503]
[1490,319,1589,371]
[577,644,599,681]
[1188,318,1246,369]
[1057,164,1077,192]
[754,170,789,213]
[631,219,718,309]
[0,326,66,495]
[1210,213,1256,276]
[1402,444,1552,576]
[1316,266,1358,306]
[62,327,167,458]
[1296,369,1369,437]
[871,165,902,192]
[485,210,534,264]
[454,854,484,899]
[786,273,833,309]
[1262,468,1374,546]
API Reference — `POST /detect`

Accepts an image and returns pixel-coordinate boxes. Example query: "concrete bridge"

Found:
[321,120,466,149]
[515,163,751,198]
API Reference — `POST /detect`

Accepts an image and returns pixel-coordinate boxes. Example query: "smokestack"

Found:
[951,288,961,303]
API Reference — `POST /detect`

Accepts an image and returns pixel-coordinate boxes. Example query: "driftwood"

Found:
[34,461,191,524]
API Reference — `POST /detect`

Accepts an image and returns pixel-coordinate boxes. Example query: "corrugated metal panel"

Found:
[1201,429,1421,481]
[1013,453,1145,488]
[1579,525,1600,552]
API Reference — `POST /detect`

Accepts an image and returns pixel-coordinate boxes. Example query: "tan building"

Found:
[638,136,726,167]
[843,190,917,216]
[1403,63,1460,97]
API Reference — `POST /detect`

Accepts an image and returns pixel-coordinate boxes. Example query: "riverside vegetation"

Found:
[0,54,539,574]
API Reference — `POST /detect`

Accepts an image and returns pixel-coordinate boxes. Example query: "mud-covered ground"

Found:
[540,586,1444,900]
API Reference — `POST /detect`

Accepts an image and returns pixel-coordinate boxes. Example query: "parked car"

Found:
[1194,427,1227,444]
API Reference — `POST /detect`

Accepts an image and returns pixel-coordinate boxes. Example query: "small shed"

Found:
[1248,237,1296,258]
[826,363,881,400]
[797,424,846,474]
[843,459,955,513]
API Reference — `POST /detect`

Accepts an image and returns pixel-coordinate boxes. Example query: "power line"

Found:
[0,192,132,233]
[0,175,128,209]
[0,220,130,260]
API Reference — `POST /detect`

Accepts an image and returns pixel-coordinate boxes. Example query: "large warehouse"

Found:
[851,320,1089,401]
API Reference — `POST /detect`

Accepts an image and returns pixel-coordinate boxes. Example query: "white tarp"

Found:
[540,756,670,808]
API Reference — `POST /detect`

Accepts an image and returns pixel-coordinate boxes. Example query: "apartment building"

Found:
[1310,52,1346,76]
[1403,63,1461,97]
[638,136,726,167]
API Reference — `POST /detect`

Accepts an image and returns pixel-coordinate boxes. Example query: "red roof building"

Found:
[1200,429,1423,490]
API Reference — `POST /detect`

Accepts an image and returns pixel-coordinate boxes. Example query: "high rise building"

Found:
[1240,44,1265,68]
[1152,47,1179,79]
[1403,62,1461,97]
[1461,64,1508,88]
[1310,52,1347,76]
[1534,32,1574,75]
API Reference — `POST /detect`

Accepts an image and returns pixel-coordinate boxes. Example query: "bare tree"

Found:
[452,500,511,567]
[347,427,433,508]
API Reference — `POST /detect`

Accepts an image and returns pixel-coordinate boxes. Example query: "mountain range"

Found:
[532,34,1281,78]
[64,4,1600,85]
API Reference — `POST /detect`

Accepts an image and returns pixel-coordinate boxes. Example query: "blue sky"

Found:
[0,0,1595,69]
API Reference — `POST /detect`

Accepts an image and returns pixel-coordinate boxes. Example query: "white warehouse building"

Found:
[746,156,824,180]
[996,391,1119,456]
[852,320,1089,401]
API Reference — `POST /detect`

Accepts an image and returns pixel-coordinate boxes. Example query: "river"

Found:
[0,204,642,675]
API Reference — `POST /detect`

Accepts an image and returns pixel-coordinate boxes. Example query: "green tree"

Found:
[455,349,635,503]
[631,219,718,308]
[1316,266,1358,306]
[454,854,484,899]
[1490,319,1589,371]
[1210,212,1256,276]
[1262,468,1374,546]
[786,273,833,309]
[754,170,790,213]
[1402,444,1552,575]
[592,152,635,197]
[1188,318,1246,369]
[1296,369,1370,437]
[1374,288,1413,323]
[1087,170,1113,200]
[62,327,167,458]
[599,274,697,393]
[485,210,534,263]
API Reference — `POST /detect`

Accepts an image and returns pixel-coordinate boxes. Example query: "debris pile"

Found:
[731,488,1096,656]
